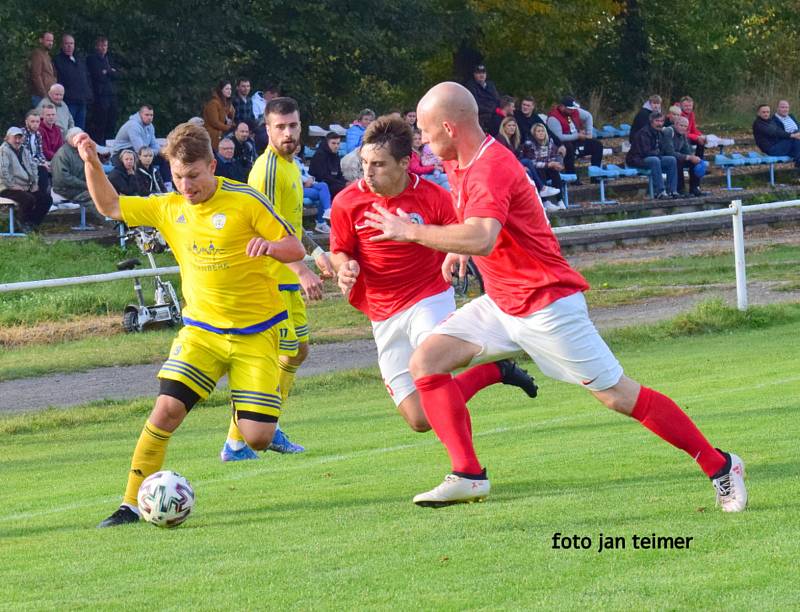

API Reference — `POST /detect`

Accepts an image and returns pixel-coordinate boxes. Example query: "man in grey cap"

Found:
[0,127,52,231]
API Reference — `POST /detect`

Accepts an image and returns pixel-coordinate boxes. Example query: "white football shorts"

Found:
[372,287,456,406]
[433,291,623,391]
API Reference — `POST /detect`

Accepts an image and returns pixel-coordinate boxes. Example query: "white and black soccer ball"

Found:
[137,470,195,528]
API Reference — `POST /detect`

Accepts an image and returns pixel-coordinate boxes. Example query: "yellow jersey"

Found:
[119,177,295,334]
[248,144,304,288]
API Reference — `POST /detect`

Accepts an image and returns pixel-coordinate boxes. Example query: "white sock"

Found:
[226,438,246,451]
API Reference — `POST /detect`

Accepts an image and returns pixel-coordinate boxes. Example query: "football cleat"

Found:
[712,451,747,512]
[97,505,140,528]
[413,472,490,508]
[220,442,259,462]
[496,359,538,398]
[267,427,305,454]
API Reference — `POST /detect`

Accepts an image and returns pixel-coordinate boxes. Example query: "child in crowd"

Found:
[137,146,166,195]
[410,128,449,190]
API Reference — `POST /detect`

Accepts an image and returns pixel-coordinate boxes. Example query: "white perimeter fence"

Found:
[1,199,799,311]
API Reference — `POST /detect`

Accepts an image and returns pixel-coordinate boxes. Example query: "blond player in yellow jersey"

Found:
[219,97,334,460]
[73,124,305,527]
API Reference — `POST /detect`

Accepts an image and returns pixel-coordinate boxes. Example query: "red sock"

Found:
[632,386,726,477]
[415,373,482,475]
[454,362,502,402]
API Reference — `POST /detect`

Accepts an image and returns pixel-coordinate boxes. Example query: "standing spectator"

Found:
[625,112,677,199]
[108,150,142,196]
[86,36,120,145]
[39,104,64,162]
[22,110,52,199]
[214,138,247,182]
[29,32,56,107]
[679,96,706,159]
[52,127,94,208]
[53,34,92,130]
[202,80,235,150]
[310,132,347,197]
[36,84,75,138]
[630,94,662,141]
[136,146,166,195]
[752,104,800,166]
[488,95,515,137]
[515,96,554,145]
[410,128,449,190]
[295,144,332,230]
[662,116,708,197]
[231,122,257,175]
[403,109,417,129]
[527,123,565,210]
[0,127,51,231]
[345,109,375,152]
[464,64,501,134]
[547,96,603,180]
[232,78,255,126]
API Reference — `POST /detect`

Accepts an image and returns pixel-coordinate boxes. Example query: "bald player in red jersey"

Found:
[330,115,538,431]
[364,83,747,512]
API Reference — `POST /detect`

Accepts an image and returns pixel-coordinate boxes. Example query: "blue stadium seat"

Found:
[617,124,631,137]
[715,154,745,191]
[587,165,620,205]
[559,173,579,208]
[0,197,26,237]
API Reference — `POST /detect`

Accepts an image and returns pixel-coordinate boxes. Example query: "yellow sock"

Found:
[279,360,300,404]
[227,407,245,443]
[122,420,173,506]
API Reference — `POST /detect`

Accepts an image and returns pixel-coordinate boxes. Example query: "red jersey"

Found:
[444,136,589,316]
[330,174,456,321]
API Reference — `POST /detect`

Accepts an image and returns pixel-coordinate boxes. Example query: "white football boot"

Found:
[712,452,747,512]
[413,473,490,507]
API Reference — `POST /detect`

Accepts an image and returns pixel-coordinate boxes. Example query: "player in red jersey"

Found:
[329,115,538,431]
[363,83,747,512]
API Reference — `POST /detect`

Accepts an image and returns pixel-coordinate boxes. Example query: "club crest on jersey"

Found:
[176,214,186,224]
[408,212,424,225]
[212,213,226,229]
[172,345,182,356]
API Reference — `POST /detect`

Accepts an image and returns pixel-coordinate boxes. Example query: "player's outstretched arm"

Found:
[74,132,121,220]
[246,235,304,262]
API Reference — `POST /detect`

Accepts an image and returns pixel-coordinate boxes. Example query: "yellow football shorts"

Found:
[278,288,309,356]
[158,325,282,421]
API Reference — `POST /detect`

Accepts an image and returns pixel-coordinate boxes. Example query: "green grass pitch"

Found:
[1,320,797,609]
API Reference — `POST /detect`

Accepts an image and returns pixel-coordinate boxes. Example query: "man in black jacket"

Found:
[53,34,92,130]
[630,94,662,142]
[309,132,347,197]
[753,103,800,166]
[625,112,677,199]
[464,65,501,134]
[86,36,120,145]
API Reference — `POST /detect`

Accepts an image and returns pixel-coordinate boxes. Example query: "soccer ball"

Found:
[137,470,195,528]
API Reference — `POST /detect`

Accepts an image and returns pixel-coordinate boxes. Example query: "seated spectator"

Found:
[752,103,800,166]
[465,64,501,134]
[625,112,677,199]
[35,84,74,138]
[0,127,51,232]
[662,116,708,197]
[187,116,205,127]
[496,115,522,154]
[527,123,565,210]
[630,94,662,141]
[214,137,247,182]
[515,96,556,145]
[488,95,515,137]
[774,100,800,136]
[39,104,64,162]
[232,78,255,127]
[113,105,160,159]
[108,149,142,196]
[345,109,375,152]
[410,128,449,190]
[202,80,235,150]
[547,96,603,181]
[310,131,347,196]
[232,121,257,175]
[294,144,331,234]
[340,146,363,183]
[252,117,268,155]
[403,109,417,129]
[52,127,94,207]
[22,110,50,194]
[664,104,682,128]
[679,96,706,158]
[136,146,166,194]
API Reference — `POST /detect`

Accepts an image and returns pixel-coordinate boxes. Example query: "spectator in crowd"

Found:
[108,149,141,196]
[232,121,257,175]
[202,80,235,150]
[662,116,708,197]
[39,104,64,161]
[187,116,205,127]
[664,104,682,128]
[403,109,417,129]
[346,109,375,152]
[410,128,449,190]
[679,96,706,158]
[515,96,554,145]
[22,110,52,197]
[464,64,501,133]
[53,34,92,129]
[489,95,515,136]
[527,123,566,210]
[340,146,363,183]
[86,36,120,145]
[36,84,75,138]
[752,103,800,166]
[630,94,662,141]
[232,78,256,127]
[495,116,522,154]
[547,96,603,181]
[136,146,166,195]
[113,105,160,159]
[310,131,348,196]
[214,137,247,182]
[29,31,56,107]
[774,100,800,135]
[0,127,51,231]
[52,127,94,208]
[295,144,332,233]
[625,111,677,199]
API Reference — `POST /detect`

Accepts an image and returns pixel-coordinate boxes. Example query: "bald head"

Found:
[418,82,479,128]
[416,82,484,163]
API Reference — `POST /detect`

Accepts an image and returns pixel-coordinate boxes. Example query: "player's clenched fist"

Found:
[246,236,274,258]
[74,132,98,163]
[337,260,360,297]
